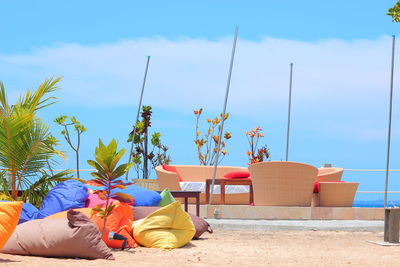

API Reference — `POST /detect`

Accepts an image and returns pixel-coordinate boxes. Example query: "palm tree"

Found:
[0,77,73,205]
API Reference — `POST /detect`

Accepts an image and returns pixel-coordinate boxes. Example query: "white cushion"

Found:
[179,182,249,194]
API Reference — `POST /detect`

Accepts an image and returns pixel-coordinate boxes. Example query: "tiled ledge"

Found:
[200,205,384,220]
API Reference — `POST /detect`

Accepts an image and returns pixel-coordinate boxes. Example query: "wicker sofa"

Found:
[317,167,344,181]
[155,165,251,205]
[156,164,359,207]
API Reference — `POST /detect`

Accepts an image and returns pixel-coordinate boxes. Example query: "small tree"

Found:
[0,77,74,205]
[54,116,87,178]
[194,108,231,165]
[86,139,133,237]
[245,127,270,165]
[128,105,171,179]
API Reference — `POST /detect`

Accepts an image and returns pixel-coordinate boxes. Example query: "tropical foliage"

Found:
[245,127,270,165]
[86,139,134,236]
[127,105,171,179]
[0,77,73,206]
[388,1,400,22]
[54,115,87,178]
[194,108,231,165]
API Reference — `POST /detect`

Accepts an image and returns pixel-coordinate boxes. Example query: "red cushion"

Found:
[162,165,183,182]
[313,181,345,193]
[224,171,251,179]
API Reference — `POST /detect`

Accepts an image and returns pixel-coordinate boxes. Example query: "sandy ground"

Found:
[1,230,400,266]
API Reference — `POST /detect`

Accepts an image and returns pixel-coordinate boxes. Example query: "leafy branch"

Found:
[128,106,171,179]
[245,126,270,165]
[388,1,400,22]
[194,108,231,166]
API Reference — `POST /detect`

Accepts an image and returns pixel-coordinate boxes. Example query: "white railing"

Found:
[344,169,400,194]
[3,168,400,195]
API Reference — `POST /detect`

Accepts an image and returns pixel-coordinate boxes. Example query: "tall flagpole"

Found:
[209,26,239,205]
[126,56,151,180]
[384,36,396,207]
[286,63,294,161]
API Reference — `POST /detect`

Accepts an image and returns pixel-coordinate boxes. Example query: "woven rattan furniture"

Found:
[205,178,253,205]
[248,161,318,206]
[312,167,358,207]
[155,165,250,204]
[317,167,344,182]
[317,182,359,207]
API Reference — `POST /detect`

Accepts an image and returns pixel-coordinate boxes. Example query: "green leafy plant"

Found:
[388,1,400,22]
[127,105,171,179]
[54,115,87,178]
[0,78,75,206]
[194,108,231,165]
[245,126,270,165]
[86,139,134,236]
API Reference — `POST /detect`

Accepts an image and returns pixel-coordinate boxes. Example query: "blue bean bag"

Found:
[113,185,161,206]
[38,180,88,218]
[0,201,40,224]
[19,203,40,224]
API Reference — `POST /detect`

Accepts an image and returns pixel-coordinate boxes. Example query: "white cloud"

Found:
[0,35,398,141]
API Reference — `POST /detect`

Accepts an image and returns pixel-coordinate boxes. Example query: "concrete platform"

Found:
[207,219,384,231]
[184,204,385,220]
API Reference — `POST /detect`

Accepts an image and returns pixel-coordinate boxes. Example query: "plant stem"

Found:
[76,131,81,178]
[75,150,80,178]
[101,185,110,237]
[143,128,148,179]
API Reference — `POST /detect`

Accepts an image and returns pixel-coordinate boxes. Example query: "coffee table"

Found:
[205,178,253,205]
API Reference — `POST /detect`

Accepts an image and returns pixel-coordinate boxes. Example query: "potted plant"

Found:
[127,105,171,189]
[193,108,232,165]
[86,139,133,238]
[245,127,270,165]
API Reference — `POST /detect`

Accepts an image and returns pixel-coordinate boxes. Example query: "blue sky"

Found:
[1,1,400,200]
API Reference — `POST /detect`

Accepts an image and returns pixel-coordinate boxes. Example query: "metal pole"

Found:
[209,27,239,205]
[126,56,151,180]
[285,63,293,161]
[384,35,396,207]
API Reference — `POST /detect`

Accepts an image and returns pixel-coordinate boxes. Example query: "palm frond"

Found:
[15,77,62,113]
[0,78,64,200]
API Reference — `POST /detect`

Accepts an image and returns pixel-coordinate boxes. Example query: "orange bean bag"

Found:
[0,201,23,250]
[47,201,137,249]
[48,208,92,219]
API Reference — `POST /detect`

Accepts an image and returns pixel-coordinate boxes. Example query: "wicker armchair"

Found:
[317,182,359,207]
[313,167,359,207]
[248,161,318,206]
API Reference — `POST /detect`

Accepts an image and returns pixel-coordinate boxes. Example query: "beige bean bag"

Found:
[2,210,114,260]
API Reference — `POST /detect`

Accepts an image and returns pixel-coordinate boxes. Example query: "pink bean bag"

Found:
[85,193,116,208]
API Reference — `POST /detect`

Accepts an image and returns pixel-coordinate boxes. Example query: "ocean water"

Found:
[353,199,400,207]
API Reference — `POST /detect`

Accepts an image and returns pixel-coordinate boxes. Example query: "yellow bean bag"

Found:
[0,201,23,250]
[133,201,195,249]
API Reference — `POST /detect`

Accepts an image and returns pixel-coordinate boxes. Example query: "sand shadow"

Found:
[179,243,197,249]
[193,237,209,241]
[0,258,20,263]
[112,248,136,254]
